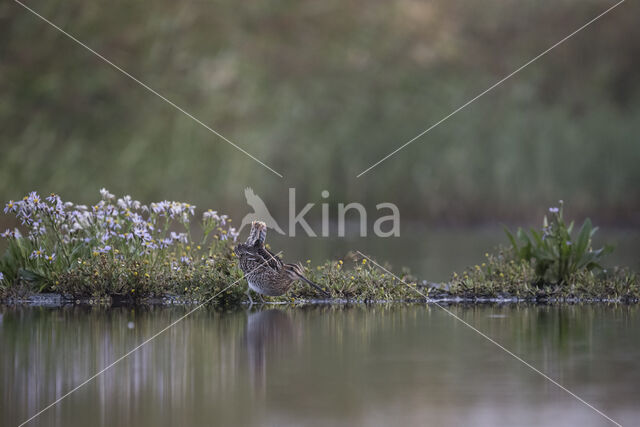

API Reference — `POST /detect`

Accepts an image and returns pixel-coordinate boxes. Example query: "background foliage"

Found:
[1,0,639,225]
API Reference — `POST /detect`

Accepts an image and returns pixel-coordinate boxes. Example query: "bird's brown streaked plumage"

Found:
[245,219,267,246]
[235,221,329,302]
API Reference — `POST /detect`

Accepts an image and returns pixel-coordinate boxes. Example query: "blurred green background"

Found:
[1,0,638,278]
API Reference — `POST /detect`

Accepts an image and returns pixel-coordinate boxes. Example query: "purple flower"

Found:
[133,226,150,240]
[27,191,40,205]
[46,193,61,205]
[4,200,17,214]
[151,201,168,215]
[549,207,559,213]
[141,241,158,250]
[30,248,45,259]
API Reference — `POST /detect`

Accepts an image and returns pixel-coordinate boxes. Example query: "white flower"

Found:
[117,195,132,209]
[100,188,115,200]
[170,232,188,244]
[228,227,239,242]
[203,209,219,221]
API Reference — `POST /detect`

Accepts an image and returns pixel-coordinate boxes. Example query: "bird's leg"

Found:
[246,287,254,306]
[259,294,266,304]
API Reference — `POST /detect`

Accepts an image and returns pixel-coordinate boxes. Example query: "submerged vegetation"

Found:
[1,191,638,305]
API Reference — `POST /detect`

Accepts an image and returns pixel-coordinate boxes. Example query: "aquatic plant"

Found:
[504,201,613,284]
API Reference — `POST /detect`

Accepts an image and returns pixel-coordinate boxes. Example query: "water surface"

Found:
[1,304,638,426]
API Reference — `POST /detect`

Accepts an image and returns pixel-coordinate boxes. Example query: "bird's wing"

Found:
[254,245,283,270]
[237,241,283,271]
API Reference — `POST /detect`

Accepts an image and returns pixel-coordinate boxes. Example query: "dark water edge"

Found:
[2,293,638,307]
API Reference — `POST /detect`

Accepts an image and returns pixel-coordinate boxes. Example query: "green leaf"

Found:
[18,268,48,287]
[503,226,518,252]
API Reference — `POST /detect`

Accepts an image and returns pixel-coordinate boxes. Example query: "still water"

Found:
[1,305,638,426]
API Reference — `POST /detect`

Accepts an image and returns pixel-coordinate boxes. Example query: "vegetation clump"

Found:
[444,202,637,302]
[1,190,244,305]
[445,250,637,302]
[504,200,612,285]
[1,192,638,305]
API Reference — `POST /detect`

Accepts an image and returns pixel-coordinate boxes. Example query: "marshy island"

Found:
[1,190,638,306]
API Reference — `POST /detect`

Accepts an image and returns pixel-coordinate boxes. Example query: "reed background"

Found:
[1,0,639,249]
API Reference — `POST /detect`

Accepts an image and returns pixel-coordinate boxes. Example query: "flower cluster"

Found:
[1,189,239,286]
[202,209,237,241]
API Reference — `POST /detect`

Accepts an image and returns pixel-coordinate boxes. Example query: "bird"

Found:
[238,188,285,237]
[235,221,329,304]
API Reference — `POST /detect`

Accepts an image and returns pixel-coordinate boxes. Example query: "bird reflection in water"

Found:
[243,309,296,394]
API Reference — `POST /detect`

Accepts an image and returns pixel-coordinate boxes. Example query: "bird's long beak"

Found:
[297,274,330,297]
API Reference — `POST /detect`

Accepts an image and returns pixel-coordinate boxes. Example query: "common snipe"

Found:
[235,221,329,303]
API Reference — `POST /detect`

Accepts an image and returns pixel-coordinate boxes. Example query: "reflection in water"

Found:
[243,309,296,395]
[1,304,639,426]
